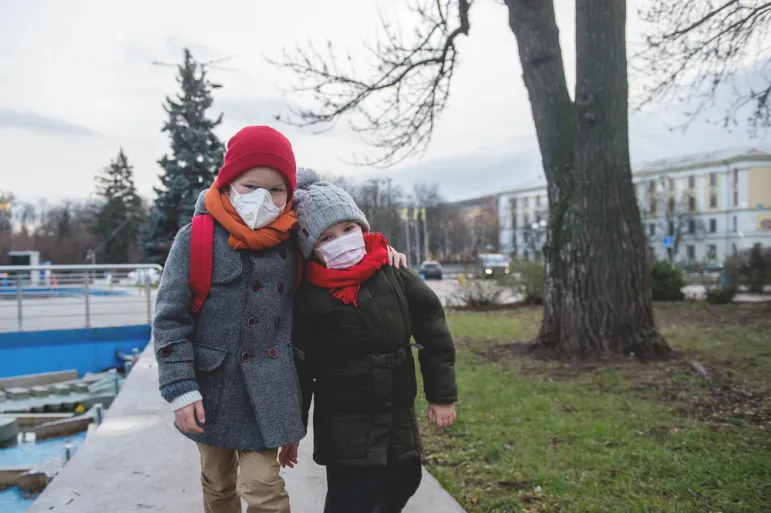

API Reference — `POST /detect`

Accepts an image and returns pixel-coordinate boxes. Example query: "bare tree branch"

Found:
[634,0,771,135]
[269,0,471,166]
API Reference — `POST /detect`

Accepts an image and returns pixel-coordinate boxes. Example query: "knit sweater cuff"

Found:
[170,390,203,411]
[160,379,199,402]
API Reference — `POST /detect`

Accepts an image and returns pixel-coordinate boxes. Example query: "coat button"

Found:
[277,282,285,294]
[268,347,279,359]
[279,249,287,259]
[252,280,262,292]
[247,317,257,327]
[274,317,281,329]
[159,346,172,357]
[240,351,252,363]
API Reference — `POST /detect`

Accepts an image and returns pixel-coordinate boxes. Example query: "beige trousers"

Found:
[197,443,290,513]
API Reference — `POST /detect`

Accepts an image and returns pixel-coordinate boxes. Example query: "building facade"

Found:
[498,148,771,263]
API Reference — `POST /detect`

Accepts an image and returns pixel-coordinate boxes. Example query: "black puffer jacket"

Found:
[293,266,457,467]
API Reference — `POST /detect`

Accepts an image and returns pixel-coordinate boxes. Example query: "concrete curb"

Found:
[29,346,465,512]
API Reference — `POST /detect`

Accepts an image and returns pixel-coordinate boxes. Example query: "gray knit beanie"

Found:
[293,168,370,259]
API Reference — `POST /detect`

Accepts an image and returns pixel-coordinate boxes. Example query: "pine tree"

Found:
[92,149,143,263]
[141,48,225,265]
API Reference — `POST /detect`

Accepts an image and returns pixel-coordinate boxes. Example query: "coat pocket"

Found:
[193,344,229,424]
[316,412,372,461]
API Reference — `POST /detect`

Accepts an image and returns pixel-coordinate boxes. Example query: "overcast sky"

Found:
[0,0,767,205]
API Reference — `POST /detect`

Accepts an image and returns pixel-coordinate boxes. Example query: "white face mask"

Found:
[229,188,284,230]
[317,231,367,269]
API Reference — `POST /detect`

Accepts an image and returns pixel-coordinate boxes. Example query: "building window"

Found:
[732,243,737,256]
[709,218,717,233]
[733,189,739,207]
[688,195,696,212]
[649,223,655,236]
[709,173,717,186]
[688,219,696,234]
[733,215,738,232]
[710,193,718,209]
[668,197,675,214]
[523,214,529,227]
[536,196,542,208]
[733,169,739,185]
[668,220,675,236]
[688,175,695,188]
[686,245,695,261]
[707,244,717,259]
[523,197,529,209]
[648,181,656,193]
[668,177,675,191]
[649,199,657,215]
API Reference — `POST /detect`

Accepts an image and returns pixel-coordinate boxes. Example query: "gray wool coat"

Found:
[153,191,305,451]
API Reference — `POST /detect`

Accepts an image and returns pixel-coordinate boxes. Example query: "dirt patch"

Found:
[634,358,771,426]
[476,340,771,426]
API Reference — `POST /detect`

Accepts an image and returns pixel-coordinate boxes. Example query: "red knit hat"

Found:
[216,126,297,199]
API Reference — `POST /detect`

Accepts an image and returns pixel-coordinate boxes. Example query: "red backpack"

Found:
[188,214,302,313]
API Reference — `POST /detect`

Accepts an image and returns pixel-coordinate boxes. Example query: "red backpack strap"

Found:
[189,214,214,313]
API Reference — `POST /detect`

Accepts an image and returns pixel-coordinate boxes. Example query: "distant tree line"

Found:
[0,49,490,267]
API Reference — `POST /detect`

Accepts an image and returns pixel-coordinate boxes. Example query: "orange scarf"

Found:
[204,182,297,250]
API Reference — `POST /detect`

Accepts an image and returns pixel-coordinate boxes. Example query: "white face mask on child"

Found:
[317,231,367,269]
[228,188,284,230]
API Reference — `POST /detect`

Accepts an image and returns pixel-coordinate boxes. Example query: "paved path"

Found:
[28,348,465,513]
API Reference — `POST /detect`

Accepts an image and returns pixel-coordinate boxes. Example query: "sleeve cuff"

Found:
[170,390,203,411]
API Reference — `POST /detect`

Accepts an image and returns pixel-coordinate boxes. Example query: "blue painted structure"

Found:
[0,325,150,378]
[0,287,129,298]
[0,433,87,513]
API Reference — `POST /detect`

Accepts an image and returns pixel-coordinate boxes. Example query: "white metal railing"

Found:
[0,264,162,332]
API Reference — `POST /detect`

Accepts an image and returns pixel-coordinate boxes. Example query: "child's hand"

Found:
[427,403,456,430]
[174,400,205,434]
[387,246,408,269]
[279,441,299,468]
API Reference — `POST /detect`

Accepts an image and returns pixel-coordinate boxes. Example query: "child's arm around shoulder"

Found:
[153,224,201,412]
[398,267,458,405]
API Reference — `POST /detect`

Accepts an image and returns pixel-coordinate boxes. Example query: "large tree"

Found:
[274,0,668,358]
[92,149,143,263]
[141,48,225,265]
[636,0,771,135]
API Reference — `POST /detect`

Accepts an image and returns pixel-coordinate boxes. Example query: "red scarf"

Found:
[305,232,390,307]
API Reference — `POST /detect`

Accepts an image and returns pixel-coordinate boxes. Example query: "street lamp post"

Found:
[0,191,12,252]
[529,219,548,260]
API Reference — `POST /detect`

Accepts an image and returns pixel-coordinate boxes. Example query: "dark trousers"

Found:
[324,459,423,513]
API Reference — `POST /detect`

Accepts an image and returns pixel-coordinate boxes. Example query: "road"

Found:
[2,281,767,333]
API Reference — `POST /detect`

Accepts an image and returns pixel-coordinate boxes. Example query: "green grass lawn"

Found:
[415,303,771,512]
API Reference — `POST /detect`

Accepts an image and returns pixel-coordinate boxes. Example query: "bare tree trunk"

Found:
[507,0,669,358]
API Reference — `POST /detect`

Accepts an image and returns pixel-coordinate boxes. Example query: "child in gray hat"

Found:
[289,168,458,513]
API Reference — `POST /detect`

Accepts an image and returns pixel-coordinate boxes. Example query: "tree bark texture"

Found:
[506,0,669,358]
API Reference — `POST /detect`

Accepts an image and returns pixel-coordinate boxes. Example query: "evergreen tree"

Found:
[141,48,225,265]
[92,149,143,263]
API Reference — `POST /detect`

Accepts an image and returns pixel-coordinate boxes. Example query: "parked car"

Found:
[419,261,443,280]
[475,253,510,279]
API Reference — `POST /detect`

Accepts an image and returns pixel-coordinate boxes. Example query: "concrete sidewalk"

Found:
[29,348,465,512]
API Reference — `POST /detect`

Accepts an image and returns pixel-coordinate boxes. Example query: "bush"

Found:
[739,244,771,293]
[504,260,545,305]
[451,279,503,310]
[650,261,685,301]
[705,285,738,305]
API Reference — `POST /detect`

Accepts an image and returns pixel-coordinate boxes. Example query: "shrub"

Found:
[705,285,738,305]
[504,260,545,305]
[650,261,685,301]
[741,244,770,293]
[451,279,503,310]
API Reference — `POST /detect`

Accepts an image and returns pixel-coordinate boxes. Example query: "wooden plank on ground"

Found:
[0,371,78,391]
